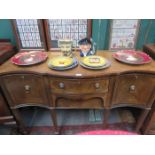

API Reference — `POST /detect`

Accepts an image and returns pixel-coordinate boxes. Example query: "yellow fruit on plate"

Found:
[48,56,73,67]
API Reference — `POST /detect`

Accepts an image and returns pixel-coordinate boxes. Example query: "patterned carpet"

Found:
[26,122,136,135]
[0,107,139,135]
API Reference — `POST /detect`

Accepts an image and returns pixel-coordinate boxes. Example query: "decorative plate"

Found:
[112,50,152,65]
[48,56,74,68]
[81,55,106,67]
[79,59,111,70]
[11,51,48,66]
[48,58,78,71]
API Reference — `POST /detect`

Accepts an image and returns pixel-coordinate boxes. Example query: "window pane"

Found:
[109,19,139,50]
[13,19,46,50]
[46,19,89,49]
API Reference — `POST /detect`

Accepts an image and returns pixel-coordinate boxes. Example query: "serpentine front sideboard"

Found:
[0,51,155,134]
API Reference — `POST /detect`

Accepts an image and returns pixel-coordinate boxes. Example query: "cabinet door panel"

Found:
[2,74,49,107]
[112,74,155,107]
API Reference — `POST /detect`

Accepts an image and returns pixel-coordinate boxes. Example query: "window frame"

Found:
[11,19,47,51]
[108,19,140,51]
[43,19,92,51]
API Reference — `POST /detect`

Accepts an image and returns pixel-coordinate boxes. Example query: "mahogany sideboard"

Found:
[0,51,155,134]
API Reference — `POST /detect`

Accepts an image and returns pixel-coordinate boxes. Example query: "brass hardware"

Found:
[129,85,136,91]
[95,83,100,89]
[21,75,25,79]
[24,85,31,91]
[59,82,65,89]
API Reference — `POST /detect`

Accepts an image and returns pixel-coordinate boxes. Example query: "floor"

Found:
[0,107,136,135]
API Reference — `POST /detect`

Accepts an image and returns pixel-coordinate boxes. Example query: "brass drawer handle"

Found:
[95,83,100,89]
[24,85,31,91]
[129,85,136,92]
[59,82,65,89]
[21,76,25,79]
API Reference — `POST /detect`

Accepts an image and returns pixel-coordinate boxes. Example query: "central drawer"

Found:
[49,78,109,94]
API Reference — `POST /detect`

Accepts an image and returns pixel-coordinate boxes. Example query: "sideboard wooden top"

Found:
[1,51,155,78]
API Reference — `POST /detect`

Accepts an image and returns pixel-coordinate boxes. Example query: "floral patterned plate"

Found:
[112,50,152,65]
[11,51,48,66]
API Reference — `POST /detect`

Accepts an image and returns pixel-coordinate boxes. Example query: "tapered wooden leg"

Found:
[50,109,59,134]
[135,109,150,132]
[11,108,28,134]
[103,109,110,128]
[141,107,155,134]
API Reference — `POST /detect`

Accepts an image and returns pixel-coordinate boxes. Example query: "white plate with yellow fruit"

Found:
[80,55,111,70]
[48,56,78,70]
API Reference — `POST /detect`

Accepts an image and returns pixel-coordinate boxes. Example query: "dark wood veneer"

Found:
[0,51,155,134]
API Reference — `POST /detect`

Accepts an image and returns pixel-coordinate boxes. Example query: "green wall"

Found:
[0,19,16,45]
[136,19,155,49]
[0,19,155,50]
[92,19,110,50]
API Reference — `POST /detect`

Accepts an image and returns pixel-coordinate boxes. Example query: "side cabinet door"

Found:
[112,74,155,108]
[1,74,49,107]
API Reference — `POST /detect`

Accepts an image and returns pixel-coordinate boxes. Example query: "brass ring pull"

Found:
[24,85,31,91]
[129,85,136,92]
[95,83,100,89]
[21,75,25,79]
[59,82,65,89]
